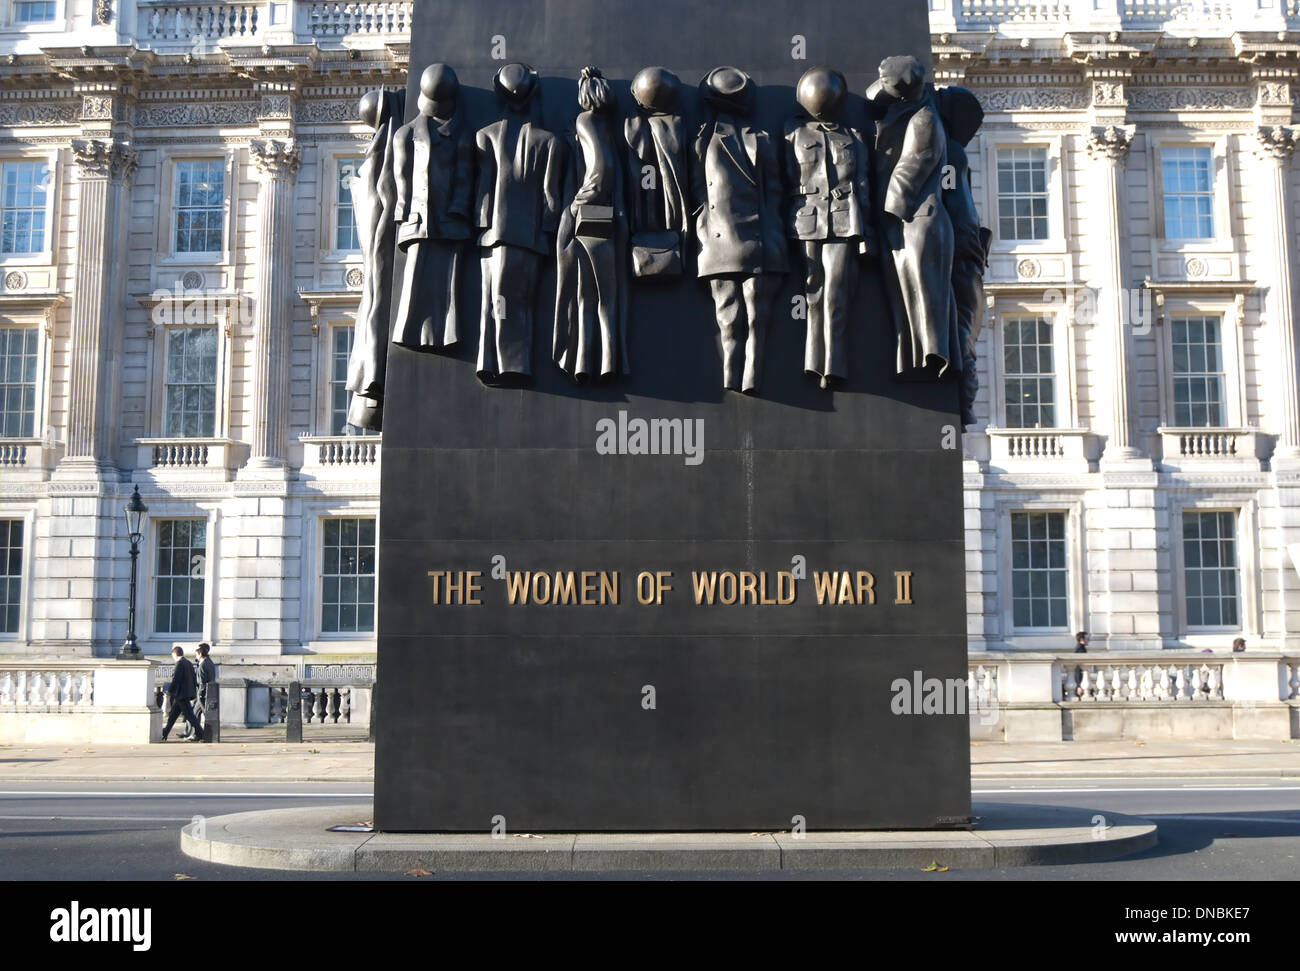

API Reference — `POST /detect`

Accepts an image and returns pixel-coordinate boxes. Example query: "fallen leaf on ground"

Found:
[404,868,432,877]
[513,833,543,839]
[922,861,949,873]
[173,873,195,880]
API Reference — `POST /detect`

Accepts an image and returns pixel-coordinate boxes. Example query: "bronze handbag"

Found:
[575,203,615,239]
[630,230,682,278]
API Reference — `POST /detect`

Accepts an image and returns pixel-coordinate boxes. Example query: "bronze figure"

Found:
[784,66,877,388]
[391,63,474,352]
[345,86,405,431]
[870,56,960,382]
[624,66,690,279]
[473,63,566,385]
[553,67,630,383]
[692,66,787,395]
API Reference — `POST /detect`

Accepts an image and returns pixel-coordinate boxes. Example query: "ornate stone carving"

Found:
[295,99,362,124]
[0,101,80,126]
[1085,124,1135,162]
[1016,258,1041,280]
[249,139,301,179]
[1258,81,1292,107]
[1091,80,1126,107]
[259,94,293,120]
[1185,258,1208,280]
[93,0,112,24]
[80,95,117,121]
[345,266,364,289]
[181,270,205,291]
[4,271,27,292]
[976,87,1090,112]
[70,138,139,181]
[1127,87,1254,111]
[1256,125,1300,161]
[135,101,258,127]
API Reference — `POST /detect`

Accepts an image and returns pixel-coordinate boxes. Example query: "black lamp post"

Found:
[118,485,148,660]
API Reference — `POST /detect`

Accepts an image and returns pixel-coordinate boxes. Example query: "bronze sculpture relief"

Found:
[784,66,877,388]
[553,67,631,383]
[344,86,405,431]
[692,66,788,395]
[473,63,566,385]
[934,85,989,429]
[624,67,690,279]
[870,55,960,382]
[391,63,474,352]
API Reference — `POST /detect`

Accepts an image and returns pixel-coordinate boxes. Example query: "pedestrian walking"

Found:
[161,645,202,742]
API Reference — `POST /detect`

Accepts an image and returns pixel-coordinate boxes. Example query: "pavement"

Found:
[0,738,1295,783]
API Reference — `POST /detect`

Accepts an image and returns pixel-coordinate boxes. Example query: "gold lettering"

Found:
[553,571,577,605]
[692,572,717,605]
[739,571,758,605]
[505,572,530,604]
[813,571,837,604]
[895,570,913,605]
[778,571,797,605]
[717,571,738,605]
[601,571,620,605]
[427,570,443,604]
[857,571,875,605]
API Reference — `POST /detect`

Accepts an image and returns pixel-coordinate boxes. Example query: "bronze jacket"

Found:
[474,117,565,256]
[783,118,872,242]
[691,114,787,278]
[392,112,474,247]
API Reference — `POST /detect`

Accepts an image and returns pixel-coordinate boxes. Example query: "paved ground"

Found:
[0,738,1294,782]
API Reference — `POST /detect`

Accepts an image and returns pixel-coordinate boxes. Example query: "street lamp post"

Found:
[118,485,148,660]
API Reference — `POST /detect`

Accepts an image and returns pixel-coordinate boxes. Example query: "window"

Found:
[0,519,20,634]
[996,147,1049,242]
[326,325,373,436]
[1002,316,1056,428]
[1161,146,1214,240]
[1,160,50,255]
[1183,511,1239,629]
[163,327,217,438]
[1170,316,1225,427]
[173,160,225,254]
[1011,511,1068,630]
[0,327,38,437]
[321,518,376,634]
[154,519,206,636]
[336,158,361,251]
[14,1,56,23]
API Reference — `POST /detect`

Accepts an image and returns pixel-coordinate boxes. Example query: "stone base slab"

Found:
[180,803,1158,872]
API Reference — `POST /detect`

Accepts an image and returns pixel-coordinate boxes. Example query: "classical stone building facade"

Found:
[0,1,1298,667]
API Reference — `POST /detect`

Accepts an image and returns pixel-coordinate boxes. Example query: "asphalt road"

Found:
[0,778,1296,880]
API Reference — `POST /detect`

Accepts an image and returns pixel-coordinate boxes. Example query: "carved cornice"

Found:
[1256,125,1300,160]
[1085,124,1135,162]
[70,137,138,181]
[249,138,301,179]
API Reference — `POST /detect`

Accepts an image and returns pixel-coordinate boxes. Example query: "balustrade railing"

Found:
[0,669,94,710]
[300,435,381,469]
[141,3,262,45]
[1061,660,1224,702]
[935,0,1289,30]
[1286,660,1300,701]
[968,663,1001,711]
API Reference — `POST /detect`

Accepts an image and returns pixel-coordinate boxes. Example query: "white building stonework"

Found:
[0,1,1297,670]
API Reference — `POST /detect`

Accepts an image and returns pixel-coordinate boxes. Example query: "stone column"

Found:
[245,139,300,471]
[1086,124,1143,466]
[62,138,138,471]
[1256,126,1300,467]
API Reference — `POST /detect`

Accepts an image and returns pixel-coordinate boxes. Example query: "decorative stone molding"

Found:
[249,139,301,179]
[1185,258,1208,279]
[1016,259,1041,281]
[258,94,293,120]
[70,138,138,182]
[1085,124,1135,162]
[296,99,362,124]
[0,102,80,126]
[1257,80,1292,107]
[93,0,112,25]
[80,94,118,121]
[976,87,1089,111]
[1091,79,1126,107]
[1256,125,1300,161]
[180,270,205,291]
[345,267,364,289]
[3,272,26,292]
[134,101,258,127]
[1127,87,1254,111]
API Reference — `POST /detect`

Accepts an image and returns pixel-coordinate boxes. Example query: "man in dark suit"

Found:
[161,645,202,742]
[474,62,565,384]
[692,66,787,395]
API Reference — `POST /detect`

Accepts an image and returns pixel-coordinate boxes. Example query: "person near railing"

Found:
[183,643,216,741]
[161,646,202,742]
[1072,631,1088,698]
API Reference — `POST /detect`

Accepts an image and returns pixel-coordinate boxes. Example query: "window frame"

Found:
[314,513,379,641]
[0,320,50,442]
[319,148,366,263]
[0,151,58,267]
[2,0,64,30]
[1170,500,1259,642]
[987,300,1080,430]
[140,505,218,650]
[984,136,1067,255]
[995,497,1087,647]
[1149,134,1234,254]
[0,510,32,642]
[149,516,211,639]
[1154,297,1247,431]
[147,318,232,441]
[157,152,235,267]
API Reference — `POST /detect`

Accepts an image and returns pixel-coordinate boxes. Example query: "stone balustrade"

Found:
[984,427,1092,471]
[299,435,381,471]
[1157,428,1261,471]
[932,0,1295,32]
[969,652,1299,741]
[0,660,158,743]
[135,438,243,478]
[134,0,413,49]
